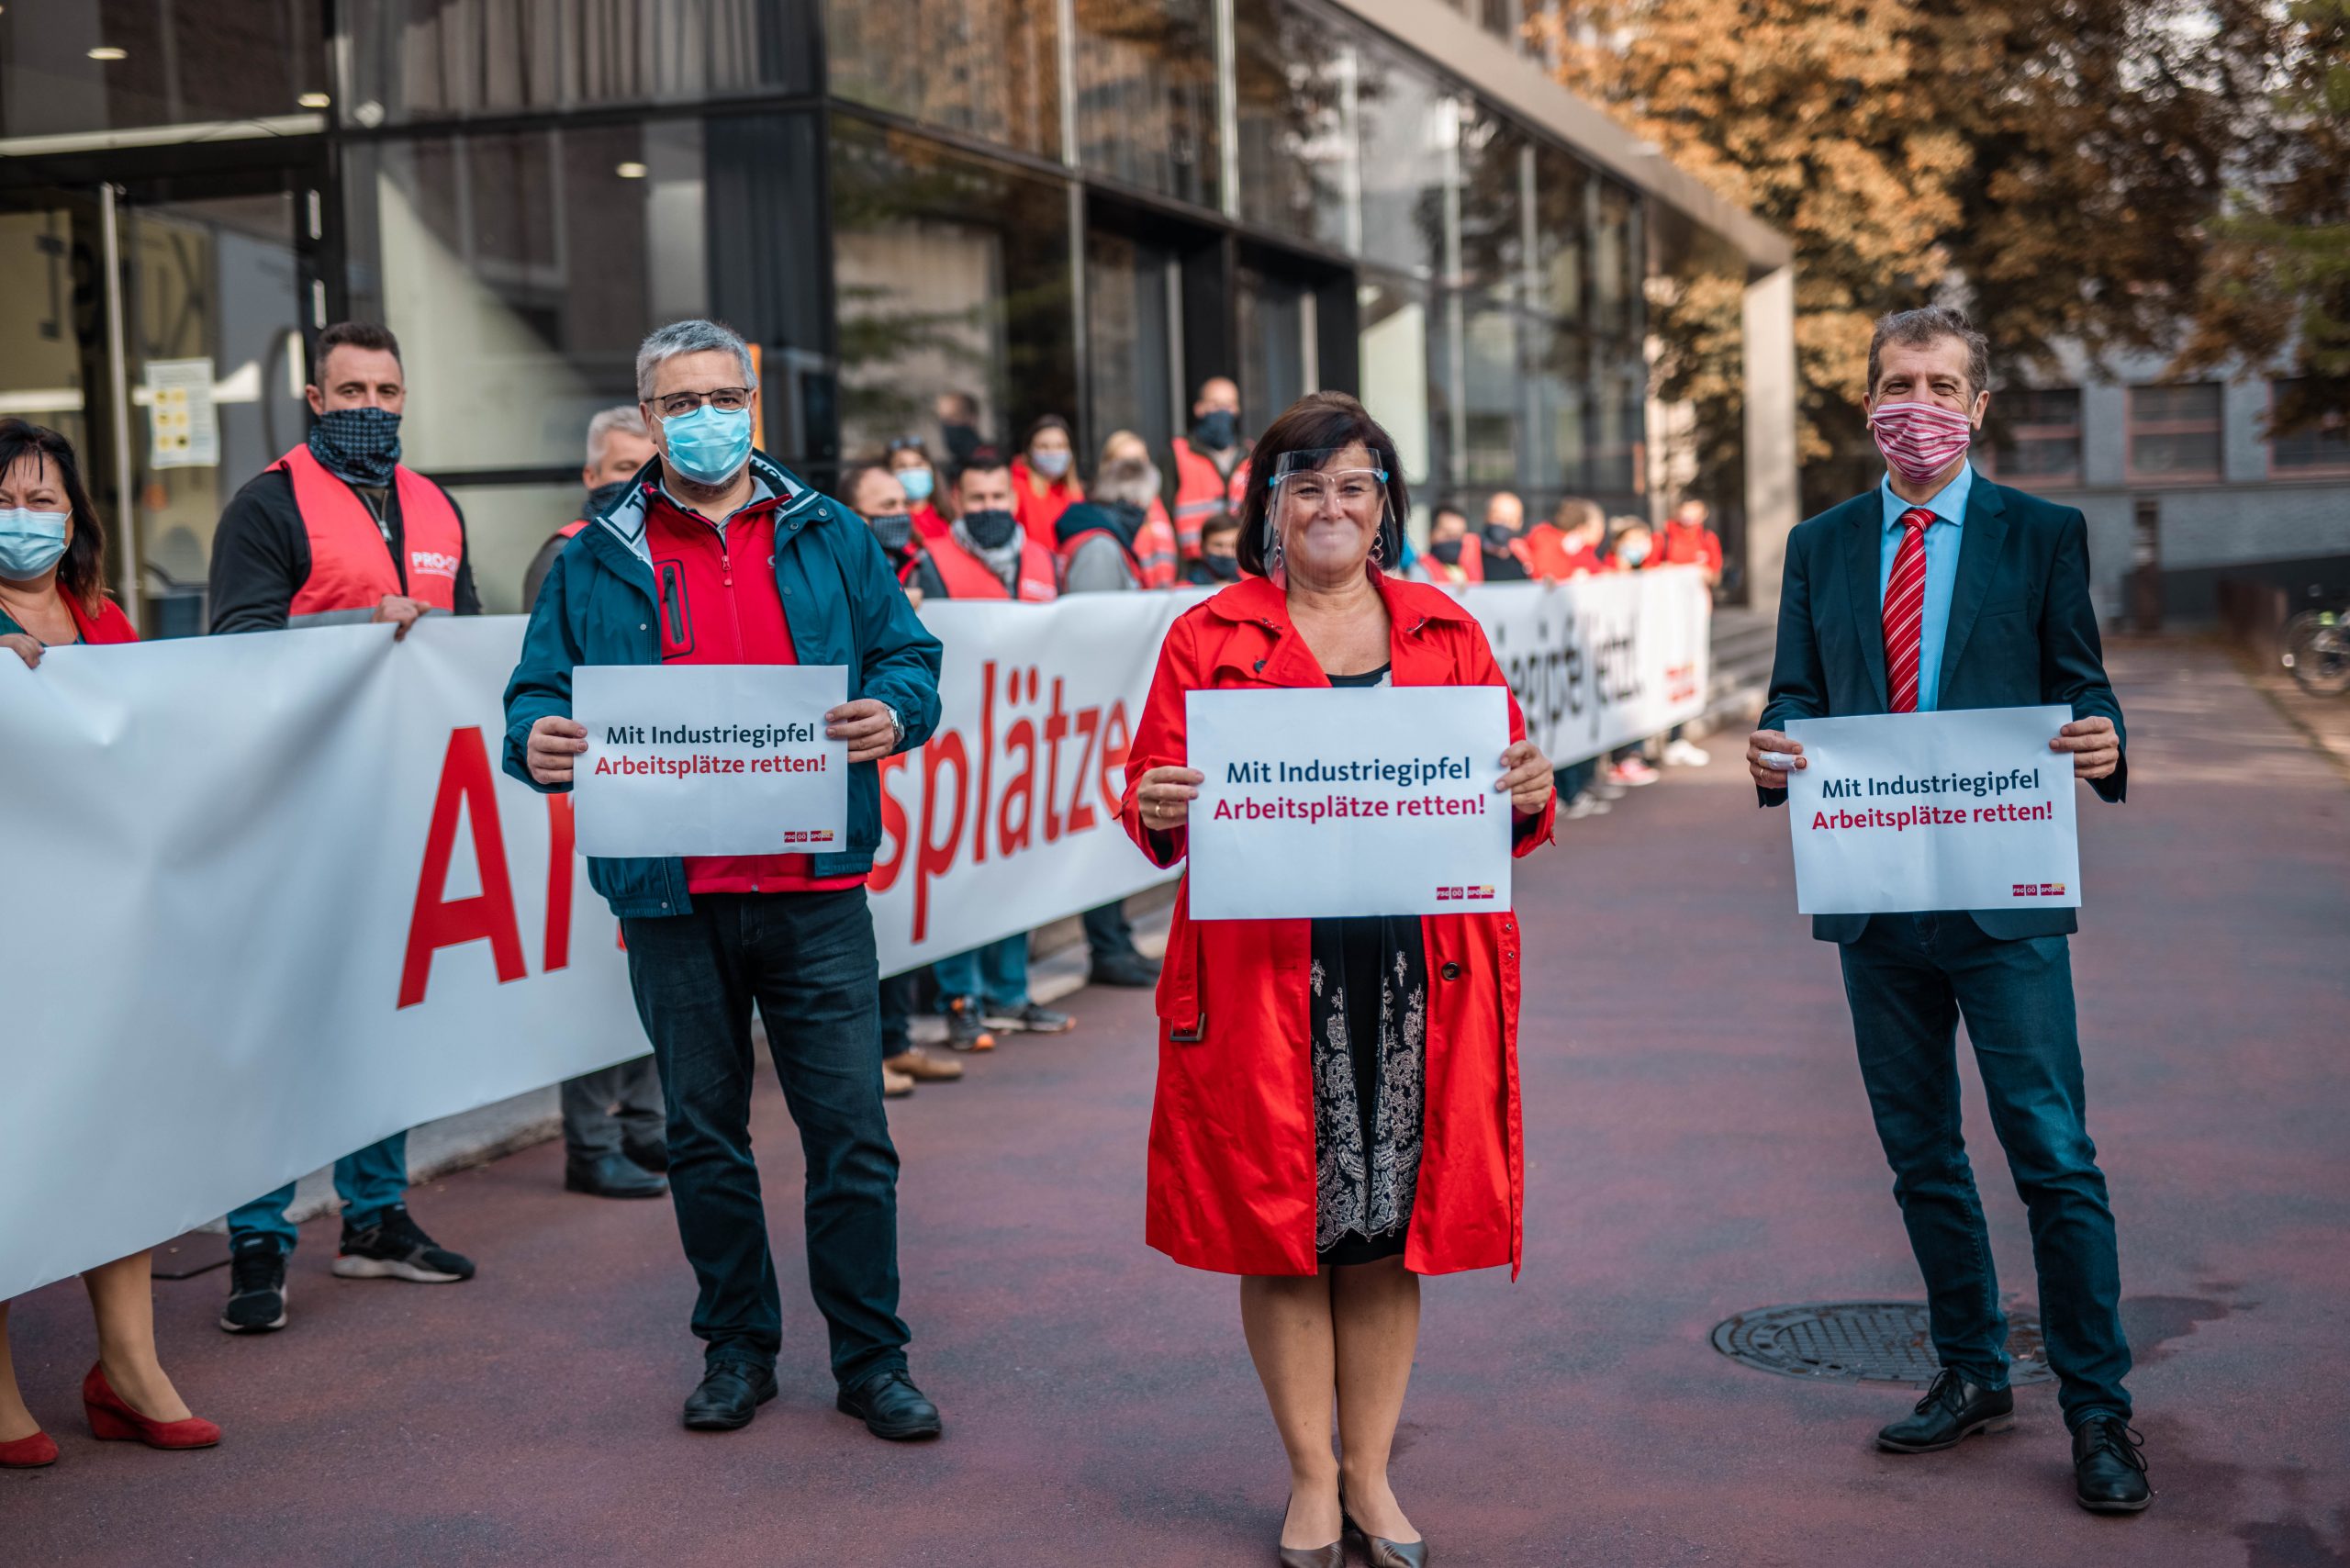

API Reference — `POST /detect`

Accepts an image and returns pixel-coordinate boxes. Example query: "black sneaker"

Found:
[331,1204,476,1283]
[1088,951,1159,988]
[987,1001,1074,1035]
[218,1236,288,1334]
[944,995,996,1052]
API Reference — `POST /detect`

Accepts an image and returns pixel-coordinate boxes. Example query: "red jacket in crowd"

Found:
[1120,572,1556,1279]
[1656,518,1722,577]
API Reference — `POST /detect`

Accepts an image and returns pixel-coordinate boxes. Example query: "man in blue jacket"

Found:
[504,319,946,1441]
[1745,307,2149,1515]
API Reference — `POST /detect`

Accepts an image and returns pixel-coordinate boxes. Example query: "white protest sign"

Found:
[1185,686,1513,920]
[1785,704,2081,915]
[572,663,847,857]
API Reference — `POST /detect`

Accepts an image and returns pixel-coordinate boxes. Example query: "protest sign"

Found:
[571,663,847,857]
[1785,704,2081,914]
[1185,686,1513,920]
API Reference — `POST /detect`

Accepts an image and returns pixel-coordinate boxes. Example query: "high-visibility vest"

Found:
[1132,498,1179,588]
[923,533,1059,601]
[1422,540,1483,586]
[276,443,464,621]
[554,518,589,541]
[1055,527,1148,591]
[1169,435,1248,542]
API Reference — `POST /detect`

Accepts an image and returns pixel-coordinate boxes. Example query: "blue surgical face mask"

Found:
[1029,447,1071,479]
[661,403,753,487]
[0,508,70,580]
[898,465,934,502]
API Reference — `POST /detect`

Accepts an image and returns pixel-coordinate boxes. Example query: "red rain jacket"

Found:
[1121,571,1555,1278]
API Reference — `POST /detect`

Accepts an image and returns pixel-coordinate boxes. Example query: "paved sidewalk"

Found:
[6,640,2346,1566]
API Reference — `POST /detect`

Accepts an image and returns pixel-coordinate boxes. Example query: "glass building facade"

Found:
[0,0,1785,623]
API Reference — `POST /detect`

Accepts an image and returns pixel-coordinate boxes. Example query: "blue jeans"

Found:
[621,889,909,1388]
[1839,913,2132,1429]
[933,933,1027,1011]
[227,1133,408,1251]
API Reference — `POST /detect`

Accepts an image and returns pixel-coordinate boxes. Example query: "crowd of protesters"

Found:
[0,330,1716,1469]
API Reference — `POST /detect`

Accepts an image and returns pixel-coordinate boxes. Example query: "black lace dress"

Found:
[1312,666,1431,1267]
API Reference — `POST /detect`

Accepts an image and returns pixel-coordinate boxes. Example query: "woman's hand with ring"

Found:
[1136,765,1204,831]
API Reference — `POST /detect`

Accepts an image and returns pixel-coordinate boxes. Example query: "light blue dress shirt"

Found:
[1878,464,1972,712]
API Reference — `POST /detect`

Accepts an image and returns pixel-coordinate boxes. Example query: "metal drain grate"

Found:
[1711,1302,2054,1386]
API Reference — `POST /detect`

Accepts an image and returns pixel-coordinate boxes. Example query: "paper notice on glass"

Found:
[1784,704,2082,915]
[144,358,218,469]
[1184,686,1513,920]
[571,664,849,858]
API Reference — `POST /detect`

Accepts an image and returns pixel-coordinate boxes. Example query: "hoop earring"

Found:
[1370,529,1387,566]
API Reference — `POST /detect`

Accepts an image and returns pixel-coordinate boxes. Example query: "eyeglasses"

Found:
[653,386,752,418]
[1275,469,1387,512]
[887,435,927,453]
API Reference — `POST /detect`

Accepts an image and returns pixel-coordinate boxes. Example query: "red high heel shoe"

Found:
[82,1364,219,1450]
[0,1429,60,1467]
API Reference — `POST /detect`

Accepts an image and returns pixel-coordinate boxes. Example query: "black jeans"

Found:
[1082,898,1136,961]
[621,890,910,1389]
[1839,913,2132,1428]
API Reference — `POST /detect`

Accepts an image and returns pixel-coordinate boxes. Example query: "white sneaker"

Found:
[1664,738,1711,767]
[1564,794,1611,819]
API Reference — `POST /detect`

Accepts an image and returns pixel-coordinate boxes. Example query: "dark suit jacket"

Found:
[1759,473,2126,943]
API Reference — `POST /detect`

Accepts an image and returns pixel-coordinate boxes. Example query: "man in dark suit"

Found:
[1745,306,2150,1515]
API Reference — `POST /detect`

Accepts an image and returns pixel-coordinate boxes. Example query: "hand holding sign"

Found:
[2052,715,2121,779]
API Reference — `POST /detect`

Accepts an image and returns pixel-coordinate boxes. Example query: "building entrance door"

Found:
[0,168,318,636]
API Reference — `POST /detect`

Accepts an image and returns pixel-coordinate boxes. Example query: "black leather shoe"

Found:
[835,1368,942,1440]
[682,1361,778,1430]
[2073,1418,2152,1513]
[1876,1368,2015,1452]
[622,1135,669,1174]
[1089,950,1160,988]
[564,1152,667,1199]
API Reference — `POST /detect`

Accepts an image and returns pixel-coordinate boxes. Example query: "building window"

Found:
[1987,386,2081,487]
[2127,382,2222,482]
[1073,0,1221,210]
[1234,0,1357,253]
[2269,379,2350,474]
[829,117,1076,462]
[0,0,326,140]
[826,0,1061,159]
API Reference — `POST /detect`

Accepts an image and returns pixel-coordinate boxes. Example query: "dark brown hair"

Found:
[314,320,403,386]
[836,457,895,510]
[0,420,108,617]
[1235,392,1409,578]
[1198,510,1242,547]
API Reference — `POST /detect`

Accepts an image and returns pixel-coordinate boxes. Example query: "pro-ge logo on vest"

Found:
[410,549,462,582]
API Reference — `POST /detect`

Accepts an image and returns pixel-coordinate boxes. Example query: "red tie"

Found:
[1884,508,1933,713]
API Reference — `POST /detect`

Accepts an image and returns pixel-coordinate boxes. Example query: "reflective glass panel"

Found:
[1531,142,1589,321]
[1074,0,1220,209]
[1087,230,1181,458]
[0,0,327,140]
[1234,0,1355,251]
[1354,38,1447,277]
[828,0,1060,158]
[1237,266,1312,429]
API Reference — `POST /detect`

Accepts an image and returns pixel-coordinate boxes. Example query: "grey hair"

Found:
[635,319,758,400]
[585,405,649,468]
[1868,305,1991,398]
[1093,455,1160,510]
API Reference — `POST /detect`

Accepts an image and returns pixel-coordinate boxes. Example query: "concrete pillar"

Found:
[1741,263,1799,619]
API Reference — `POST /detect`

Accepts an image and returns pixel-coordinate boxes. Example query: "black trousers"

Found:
[621,890,910,1388]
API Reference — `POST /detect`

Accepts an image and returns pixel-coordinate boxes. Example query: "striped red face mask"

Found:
[1868,400,1975,486]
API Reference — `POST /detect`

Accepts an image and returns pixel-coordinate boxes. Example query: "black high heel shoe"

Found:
[1341,1488,1430,1567]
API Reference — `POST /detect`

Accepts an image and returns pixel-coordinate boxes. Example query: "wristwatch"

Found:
[882,703,904,752]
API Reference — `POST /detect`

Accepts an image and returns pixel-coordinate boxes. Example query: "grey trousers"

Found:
[561,1056,666,1161]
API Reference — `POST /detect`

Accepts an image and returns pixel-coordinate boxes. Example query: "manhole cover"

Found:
[1711,1302,2053,1386]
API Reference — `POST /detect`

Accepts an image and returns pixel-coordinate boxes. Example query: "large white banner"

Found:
[0,569,1706,1300]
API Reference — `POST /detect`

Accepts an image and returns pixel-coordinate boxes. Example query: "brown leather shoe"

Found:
[885,1047,965,1082]
[881,1065,915,1098]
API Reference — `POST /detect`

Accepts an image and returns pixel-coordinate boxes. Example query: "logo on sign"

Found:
[1434,884,1495,902]
[2010,882,2068,898]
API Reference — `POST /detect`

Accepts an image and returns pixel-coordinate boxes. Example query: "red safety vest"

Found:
[1056,527,1148,591]
[276,444,464,618]
[1422,541,1483,587]
[555,518,589,541]
[1133,498,1179,588]
[1169,436,1248,550]
[924,533,1059,601]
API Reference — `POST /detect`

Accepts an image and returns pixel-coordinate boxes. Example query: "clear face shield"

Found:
[1264,447,1397,587]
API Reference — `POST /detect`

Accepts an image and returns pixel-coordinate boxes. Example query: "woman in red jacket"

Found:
[0,422,218,1468]
[1123,393,1555,1565]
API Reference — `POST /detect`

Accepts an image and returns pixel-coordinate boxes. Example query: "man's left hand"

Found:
[2052,715,2121,780]
[826,699,900,764]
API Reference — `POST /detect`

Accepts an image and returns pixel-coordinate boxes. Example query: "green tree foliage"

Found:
[1539,0,2284,510]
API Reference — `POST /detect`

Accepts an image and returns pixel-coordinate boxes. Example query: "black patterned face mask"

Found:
[868,511,914,553]
[308,407,403,487]
[584,477,633,519]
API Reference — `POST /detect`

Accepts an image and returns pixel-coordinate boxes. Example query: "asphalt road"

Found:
[6,638,2345,1567]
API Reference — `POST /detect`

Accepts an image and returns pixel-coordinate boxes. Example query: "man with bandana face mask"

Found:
[209,322,480,636]
[207,321,482,1339]
[523,407,658,613]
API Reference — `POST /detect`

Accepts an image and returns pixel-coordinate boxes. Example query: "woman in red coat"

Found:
[0,421,218,1468]
[1123,393,1555,1565]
